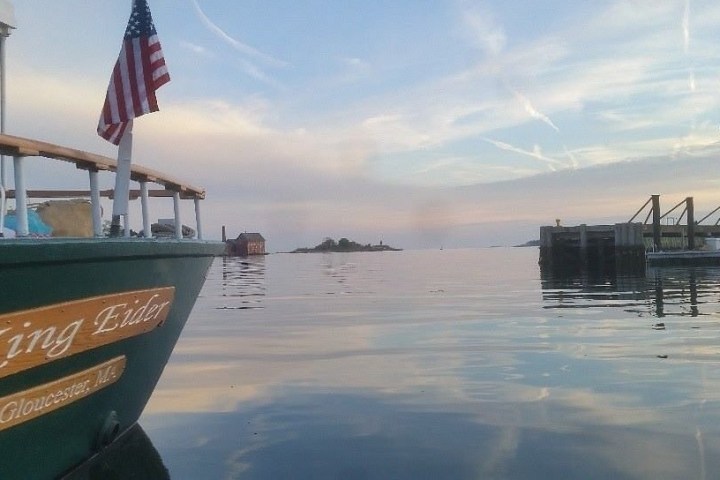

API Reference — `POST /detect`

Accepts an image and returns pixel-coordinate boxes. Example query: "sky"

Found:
[5,0,720,251]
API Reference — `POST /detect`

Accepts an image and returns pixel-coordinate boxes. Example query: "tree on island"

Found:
[291,237,401,253]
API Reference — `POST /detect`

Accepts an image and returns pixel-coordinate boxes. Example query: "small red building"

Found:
[227,232,266,256]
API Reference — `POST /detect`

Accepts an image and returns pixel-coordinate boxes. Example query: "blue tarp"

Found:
[4,210,53,235]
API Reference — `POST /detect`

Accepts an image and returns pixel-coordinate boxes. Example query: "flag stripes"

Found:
[98,1,169,145]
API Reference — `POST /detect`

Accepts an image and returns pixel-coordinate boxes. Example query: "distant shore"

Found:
[291,237,401,253]
[514,240,540,247]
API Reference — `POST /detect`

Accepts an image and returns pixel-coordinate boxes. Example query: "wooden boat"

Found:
[0,134,224,478]
[0,1,226,475]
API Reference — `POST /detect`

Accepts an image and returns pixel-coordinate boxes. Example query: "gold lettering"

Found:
[0,401,16,423]
[0,357,126,431]
[119,304,135,328]
[129,295,160,326]
[0,328,11,369]
[0,288,173,378]
[13,398,24,420]
[21,400,34,416]
[47,320,83,358]
[95,365,117,386]
[6,332,25,361]
[93,304,127,335]
[26,326,58,353]
[153,301,171,321]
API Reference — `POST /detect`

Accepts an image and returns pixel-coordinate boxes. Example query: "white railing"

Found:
[0,133,207,240]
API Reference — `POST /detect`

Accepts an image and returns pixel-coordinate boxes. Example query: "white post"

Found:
[111,119,133,236]
[0,182,5,236]
[194,197,202,240]
[12,154,27,236]
[140,181,150,238]
[173,191,181,239]
[0,6,16,239]
[0,2,16,192]
[0,34,6,189]
[89,169,102,236]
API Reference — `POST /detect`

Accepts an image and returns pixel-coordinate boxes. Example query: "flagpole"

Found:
[100,0,169,238]
[0,1,16,237]
[110,119,133,237]
[108,0,135,238]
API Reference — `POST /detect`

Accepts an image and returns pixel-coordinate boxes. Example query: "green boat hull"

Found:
[0,238,224,479]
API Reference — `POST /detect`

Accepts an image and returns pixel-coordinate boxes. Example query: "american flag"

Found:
[97,0,170,145]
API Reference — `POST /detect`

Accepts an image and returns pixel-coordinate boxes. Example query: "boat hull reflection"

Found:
[61,423,169,479]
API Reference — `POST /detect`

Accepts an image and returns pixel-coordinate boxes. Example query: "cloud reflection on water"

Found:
[143,250,720,479]
[144,388,710,480]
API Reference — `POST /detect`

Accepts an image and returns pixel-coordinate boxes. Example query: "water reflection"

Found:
[647,267,701,318]
[142,250,720,479]
[541,262,720,318]
[144,386,716,480]
[62,424,169,480]
[218,256,266,310]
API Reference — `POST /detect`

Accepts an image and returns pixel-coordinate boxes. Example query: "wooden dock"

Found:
[539,195,720,268]
[539,223,646,268]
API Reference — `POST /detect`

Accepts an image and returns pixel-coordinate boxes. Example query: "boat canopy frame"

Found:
[0,133,206,239]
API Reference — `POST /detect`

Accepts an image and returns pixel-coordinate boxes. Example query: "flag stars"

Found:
[124,0,157,38]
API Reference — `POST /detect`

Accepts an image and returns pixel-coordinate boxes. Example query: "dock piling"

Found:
[652,195,661,251]
[687,197,695,250]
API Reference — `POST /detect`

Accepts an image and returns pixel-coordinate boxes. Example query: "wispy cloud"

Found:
[179,40,212,57]
[461,5,506,57]
[303,1,720,184]
[342,57,370,71]
[336,57,372,83]
[564,146,579,169]
[410,156,538,186]
[483,137,566,170]
[683,0,696,93]
[595,110,658,132]
[510,88,560,132]
[191,0,285,66]
[190,0,287,84]
[683,0,691,54]
[361,113,433,150]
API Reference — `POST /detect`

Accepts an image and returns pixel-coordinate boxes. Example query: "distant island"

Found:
[292,237,402,253]
[514,239,541,247]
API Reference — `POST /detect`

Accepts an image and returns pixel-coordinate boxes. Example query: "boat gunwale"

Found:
[0,237,224,266]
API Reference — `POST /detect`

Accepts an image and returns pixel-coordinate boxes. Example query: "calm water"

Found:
[136,248,720,479]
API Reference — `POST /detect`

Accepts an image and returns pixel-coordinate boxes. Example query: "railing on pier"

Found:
[0,133,206,240]
[628,195,720,251]
[629,195,697,251]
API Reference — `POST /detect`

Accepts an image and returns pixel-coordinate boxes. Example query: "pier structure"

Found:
[539,222,645,269]
[539,195,720,268]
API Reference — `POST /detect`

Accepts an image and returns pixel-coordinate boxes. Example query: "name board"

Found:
[0,287,174,379]
[0,356,126,431]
